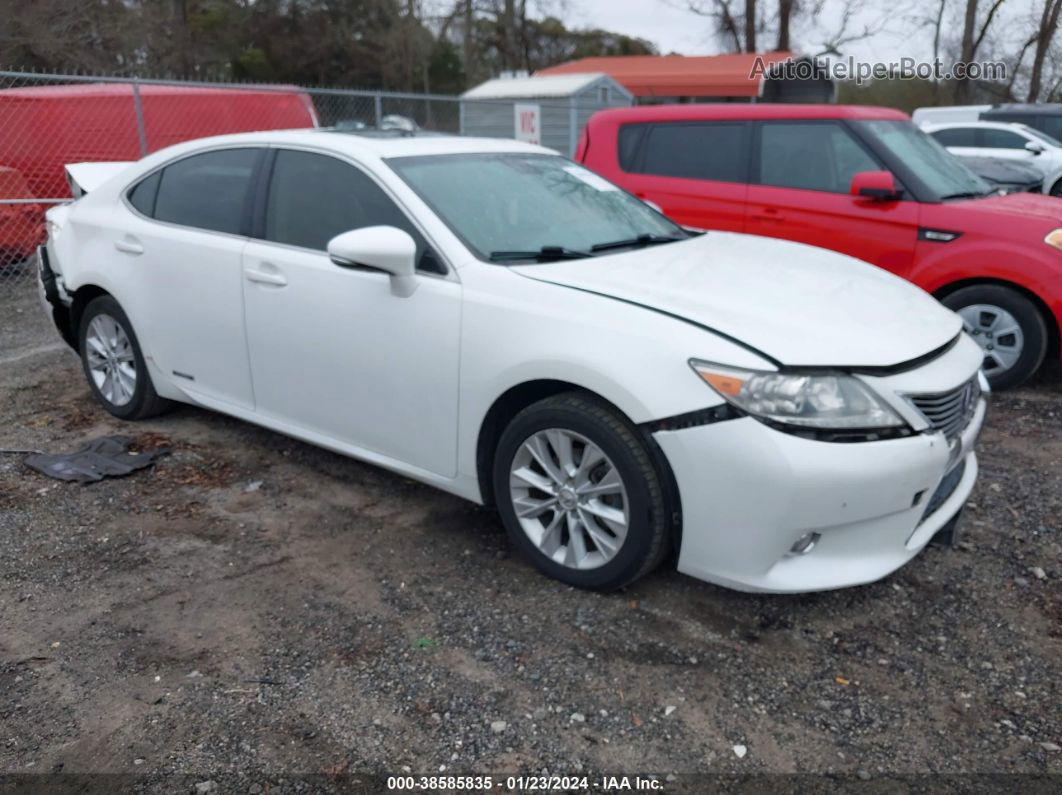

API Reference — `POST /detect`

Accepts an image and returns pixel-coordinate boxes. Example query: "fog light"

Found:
[789,532,821,556]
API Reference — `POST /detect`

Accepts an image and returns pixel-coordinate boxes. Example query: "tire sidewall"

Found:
[78,296,152,420]
[943,285,1047,390]
[493,399,660,591]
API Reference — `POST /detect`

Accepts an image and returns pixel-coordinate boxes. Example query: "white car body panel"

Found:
[923,120,1062,193]
[513,231,961,368]
[40,130,984,593]
[911,105,990,126]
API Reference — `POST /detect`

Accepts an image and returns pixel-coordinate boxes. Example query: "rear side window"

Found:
[930,128,978,147]
[759,122,879,193]
[1035,115,1062,141]
[628,122,750,182]
[263,149,443,273]
[127,170,161,216]
[980,128,1029,149]
[617,124,647,171]
[153,148,259,235]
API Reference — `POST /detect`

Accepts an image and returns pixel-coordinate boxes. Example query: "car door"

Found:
[744,120,918,275]
[120,147,261,409]
[241,147,460,477]
[977,126,1042,162]
[612,121,749,232]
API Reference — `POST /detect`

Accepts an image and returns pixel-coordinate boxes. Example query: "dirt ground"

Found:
[1,278,1060,792]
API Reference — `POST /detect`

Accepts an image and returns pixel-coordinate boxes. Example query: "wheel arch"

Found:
[934,277,1061,360]
[67,284,112,352]
[474,379,683,553]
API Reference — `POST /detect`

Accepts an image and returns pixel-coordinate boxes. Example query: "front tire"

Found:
[78,295,173,420]
[493,392,671,591]
[942,284,1047,390]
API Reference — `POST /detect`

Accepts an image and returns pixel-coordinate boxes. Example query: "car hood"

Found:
[951,191,1062,222]
[511,232,961,368]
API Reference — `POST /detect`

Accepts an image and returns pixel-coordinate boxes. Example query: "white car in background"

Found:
[922,120,1062,196]
[38,130,985,594]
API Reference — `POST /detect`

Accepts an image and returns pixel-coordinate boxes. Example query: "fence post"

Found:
[131,77,148,156]
[374,92,382,128]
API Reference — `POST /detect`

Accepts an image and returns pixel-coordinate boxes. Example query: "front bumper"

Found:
[654,345,986,593]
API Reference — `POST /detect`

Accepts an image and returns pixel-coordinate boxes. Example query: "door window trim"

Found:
[617,120,752,183]
[751,119,891,196]
[250,144,454,280]
[120,144,267,240]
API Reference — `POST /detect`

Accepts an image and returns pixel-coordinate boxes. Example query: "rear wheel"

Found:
[492,392,671,591]
[942,284,1047,390]
[78,295,173,420]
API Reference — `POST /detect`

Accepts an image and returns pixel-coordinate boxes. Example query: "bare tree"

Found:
[776,0,794,50]
[1028,0,1062,100]
[955,0,1008,100]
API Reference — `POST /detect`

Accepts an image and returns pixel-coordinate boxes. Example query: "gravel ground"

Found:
[1,279,1060,791]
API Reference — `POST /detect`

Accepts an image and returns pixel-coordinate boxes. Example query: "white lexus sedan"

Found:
[38,130,987,593]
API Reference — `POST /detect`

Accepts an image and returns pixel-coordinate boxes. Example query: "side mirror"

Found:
[1025,140,1045,155]
[327,225,418,297]
[850,170,903,202]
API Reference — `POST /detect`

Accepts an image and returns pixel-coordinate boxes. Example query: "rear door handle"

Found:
[750,210,786,223]
[114,238,143,255]
[245,268,288,287]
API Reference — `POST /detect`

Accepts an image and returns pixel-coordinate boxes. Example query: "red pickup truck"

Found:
[578,103,1062,389]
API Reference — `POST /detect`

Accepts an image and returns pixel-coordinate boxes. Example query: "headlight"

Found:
[690,360,905,430]
[1045,228,1062,250]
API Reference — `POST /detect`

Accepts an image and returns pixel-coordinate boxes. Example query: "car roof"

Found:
[150,128,555,160]
[589,103,909,124]
[922,120,1031,131]
[987,103,1062,114]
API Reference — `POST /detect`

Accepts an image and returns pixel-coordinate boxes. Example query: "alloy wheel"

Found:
[508,428,629,570]
[85,313,137,406]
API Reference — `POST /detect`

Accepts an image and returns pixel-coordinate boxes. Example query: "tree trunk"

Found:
[776,0,792,51]
[744,0,757,52]
[1028,0,1062,102]
[955,0,978,101]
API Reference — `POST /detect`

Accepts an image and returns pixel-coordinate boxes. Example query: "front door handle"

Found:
[245,268,288,287]
[114,237,143,255]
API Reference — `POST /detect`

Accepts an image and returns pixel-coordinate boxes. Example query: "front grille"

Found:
[908,376,981,442]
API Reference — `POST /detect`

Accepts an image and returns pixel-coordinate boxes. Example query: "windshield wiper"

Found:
[940,190,990,200]
[489,246,591,262]
[590,233,686,253]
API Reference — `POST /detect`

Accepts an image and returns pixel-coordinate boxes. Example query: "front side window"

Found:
[263,149,443,273]
[980,128,1029,149]
[759,122,879,193]
[388,153,684,260]
[930,127,978,147]
[153,148,259,234]
[851,120,990,199]
[630,122,750,182]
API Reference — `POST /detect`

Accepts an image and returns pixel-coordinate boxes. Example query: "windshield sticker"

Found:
[563,166,619,192]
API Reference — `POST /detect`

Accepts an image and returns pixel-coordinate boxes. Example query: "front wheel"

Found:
[942,284,1047,390]
[492,392,671,591]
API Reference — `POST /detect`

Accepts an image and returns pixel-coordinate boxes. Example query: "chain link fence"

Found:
[0,69,616,290]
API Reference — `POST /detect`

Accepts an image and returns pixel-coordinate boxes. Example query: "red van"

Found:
[0,82,317,267]
[578,104,1062,389]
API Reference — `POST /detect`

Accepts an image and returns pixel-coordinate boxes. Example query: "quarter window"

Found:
[263,149,443,273]
[127,170,161,216]
[631,122,750,182]
[759,122,879,193]
[153,148,259,234]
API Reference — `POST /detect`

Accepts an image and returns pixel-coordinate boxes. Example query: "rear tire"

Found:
[492,392,671,591]
[942,284,1047,390]
[78,295,173,420]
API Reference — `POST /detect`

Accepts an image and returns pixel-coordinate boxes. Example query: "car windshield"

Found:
[854,120,992,200]
[1018,124,1062,148]
[387,153,686,261]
